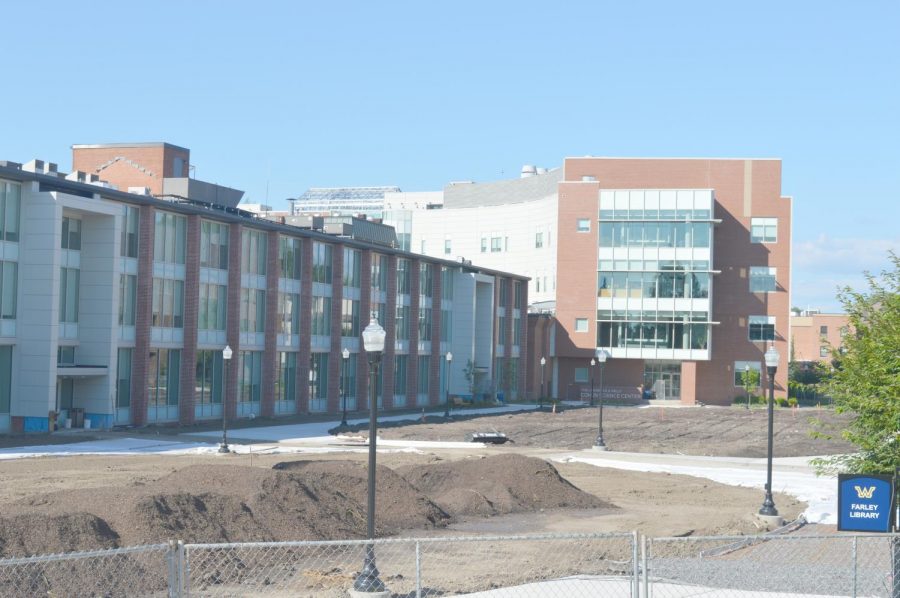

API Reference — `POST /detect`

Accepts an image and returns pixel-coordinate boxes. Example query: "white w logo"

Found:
[854,485,876,499]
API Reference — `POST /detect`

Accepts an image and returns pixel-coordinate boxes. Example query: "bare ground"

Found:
[0,405,845,557]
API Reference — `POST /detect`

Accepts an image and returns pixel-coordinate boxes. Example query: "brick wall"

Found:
[261,231,279,417]
[407,260,421,405]
[429,266,442,405]
[130,205,155,426]
[357,251,373,409]
[382,255,398,405]
[297,237,314,413]
[328,245,344,413]
[178,215,201,424]
[225,224,242,419]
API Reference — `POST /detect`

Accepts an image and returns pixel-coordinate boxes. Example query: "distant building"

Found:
[0,147,527,434]
[290,187,401,220]
[790,310,849,365]
[408,158,792,405]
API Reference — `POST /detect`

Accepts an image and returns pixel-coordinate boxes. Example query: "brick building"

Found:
[0,144,527,433]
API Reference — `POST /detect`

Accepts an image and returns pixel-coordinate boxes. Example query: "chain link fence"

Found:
[645,533,898,597]
[181,532,637,597]
[1,532,898,597]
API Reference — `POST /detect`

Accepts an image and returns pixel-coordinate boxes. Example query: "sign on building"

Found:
[837,474,894,533]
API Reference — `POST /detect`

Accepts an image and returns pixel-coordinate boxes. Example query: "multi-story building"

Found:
[408,157,792,405]
[0,146,527,434]
[790,310,849,365]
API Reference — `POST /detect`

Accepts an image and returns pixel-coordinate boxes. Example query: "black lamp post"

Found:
[539,356,546,410]
[744,364,752,410]
[589,357,596,407]
[759,344,780,517]
[354,316,387,594]
[218,345,232,454]
[595,349,609,450]
[341,347,350,428]
[444,351,453,418]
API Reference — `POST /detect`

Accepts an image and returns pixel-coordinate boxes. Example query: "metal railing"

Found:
[0,532,897,597]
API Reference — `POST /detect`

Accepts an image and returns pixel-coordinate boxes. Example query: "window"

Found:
[340,352,356,402]
[1,261,17,320]
[490,237,502,252]
[118,274,136,326]
[396,305,410,340]
[238,351,262,404]
[419,308,432,341]
[341,298,360,337]
[115,348,132,409]
[240,288,266,333]
[277,351,297,403]
[59,267,80,323]
[394,355,408,401]
[820,346,829,358]
[535,232,543,248]
[444,238,451,255]
[574,367,588,383]
[120,205,139,258]
[397,259,410,295]
[278,292,300,335]
[312,242,332,283]
[441,267,454,301]
[199,284,227,331]
[748,316,775,341]
[57,346,75,365]
[820,325,828,335]
[195,350,223,406]
[480,237,487,253]
[312,296,332,336]
[749,267,777,292]
[153,212,186,264]
[61,217,82,250]
[200,221,229,270]
[309,353,329,408]
[151,278,184,328]
[514,281,523,308]
[0,181,21,242]
[734,361,762,386]
[441,308,452,343]
[241,229,267,275]
[840,326,849,338]
[574,318,589,332]
[148,349,180,407]
[513,315,521,346]
[751,217,777,243]
[419,263,433,297]
[577,218,591,232]
[417,355,430,396]
[499,280,508,306]
[343,248,361,287]
[371,254,387,292]
[497,315,507,343]
[279,236,301,280]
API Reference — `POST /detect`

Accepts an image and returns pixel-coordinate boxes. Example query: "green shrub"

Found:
[787,397,798,408]
[776,397,789,408]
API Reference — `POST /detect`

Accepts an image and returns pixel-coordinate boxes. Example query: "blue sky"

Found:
[1,1,897,311]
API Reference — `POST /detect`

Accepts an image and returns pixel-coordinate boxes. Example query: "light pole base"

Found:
[592,444,609,451]
[217,444,231,454]
[349,591,391,598]
[756,513,783,529]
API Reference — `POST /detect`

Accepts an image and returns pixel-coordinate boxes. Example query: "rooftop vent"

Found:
[127,186,151,195]
[23,159,59,176]
[66,170,101,184]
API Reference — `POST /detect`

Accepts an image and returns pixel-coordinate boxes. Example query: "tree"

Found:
[812,252,900,475]
[740,368,760,408]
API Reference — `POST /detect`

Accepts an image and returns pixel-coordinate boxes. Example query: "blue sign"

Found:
[837,474,894,532]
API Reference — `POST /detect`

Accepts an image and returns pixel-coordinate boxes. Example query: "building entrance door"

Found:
[644,361,681,400]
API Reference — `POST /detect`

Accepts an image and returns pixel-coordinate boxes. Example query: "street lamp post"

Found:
[759,344,780,518]
[589,358,596,407]
[354,316,387,594]
[219,345,233,454]
[744,364,751,410]
[444,351,453,418]
[595,349,609,450]
[341,347,350,428]
[539,356,546,410]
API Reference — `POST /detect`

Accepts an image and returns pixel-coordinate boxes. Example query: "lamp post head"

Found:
[590,358,595,367]
[595,349,609,364]
[342,347,350,360]
[540,356,546,366]
[446,351,453,363]
[362,316,386,354]
[764,345,780,369]
[745,364,750,371]
[223,345,233,361]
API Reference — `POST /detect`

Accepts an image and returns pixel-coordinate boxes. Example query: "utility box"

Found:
[70,408,85,429]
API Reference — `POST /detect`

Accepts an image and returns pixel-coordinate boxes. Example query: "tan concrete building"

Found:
[790,311,849,365]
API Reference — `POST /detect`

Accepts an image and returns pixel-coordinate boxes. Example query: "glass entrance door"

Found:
[643,361,681,400]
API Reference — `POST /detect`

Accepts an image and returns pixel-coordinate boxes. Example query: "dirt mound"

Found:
[272,460,451,533]
[398,454,612,517]
[131,492,270,544]
[0,513,118,557]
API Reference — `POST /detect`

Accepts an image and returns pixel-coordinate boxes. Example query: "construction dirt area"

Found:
[0,405,853,559]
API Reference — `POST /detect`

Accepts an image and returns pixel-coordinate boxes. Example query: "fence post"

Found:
[415,540,422,598]
[177,541,186,598]
[167,540,180,598]
[642,534,648,598]
[632,531,639,598]
[183,544,191,598]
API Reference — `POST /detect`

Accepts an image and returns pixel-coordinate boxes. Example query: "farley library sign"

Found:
[837,474,894,533]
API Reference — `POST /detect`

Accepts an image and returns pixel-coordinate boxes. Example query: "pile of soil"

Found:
[399,454,612,517]
[0,456,602,557]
